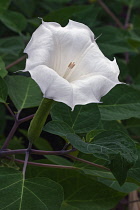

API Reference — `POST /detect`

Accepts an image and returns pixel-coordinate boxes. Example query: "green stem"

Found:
[28,98,53,142]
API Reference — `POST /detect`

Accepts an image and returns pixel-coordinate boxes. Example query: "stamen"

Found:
[68,62,75,69]
[63,62,75,79]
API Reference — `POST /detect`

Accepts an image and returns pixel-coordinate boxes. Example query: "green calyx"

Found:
[28,98,54,142]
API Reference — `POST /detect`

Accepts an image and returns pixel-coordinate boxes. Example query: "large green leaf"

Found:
[0,57,7,78]
[60,177,123,210]
[116,0,140,7]
[51,103,101,133]
[95,26,125,44]
[128,54,140,78]
[81,168,115,180]
[99,43,133,56]
[46,155,74,166]
[128,146,140,183]
[0,0,11,10]
[12,0,35,18]
[0,77,8,103]
[66,131,137,185]
[44,120,75,137]
[95,26,134,56]
[5,75,42,110]
[99,84,140,120]
[44,5,91,26]
[100,120,128,134]
[0,37,24,57]
[98,178,139,193]
[26,165,125,210]
[0,167,64,210]
[39,0,71,14]
[0,10,27,33]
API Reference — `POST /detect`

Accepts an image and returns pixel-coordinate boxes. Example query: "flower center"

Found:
[63,62,75,79]
[68,62,75,69]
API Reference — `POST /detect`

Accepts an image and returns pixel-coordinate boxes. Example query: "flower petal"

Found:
[71,75,121,107]
[27,64,120,110]
[24,24,57,71]
[24,20,96,78]
[66,43,120,83]
[28,65,74,108]
[23,20,122,110]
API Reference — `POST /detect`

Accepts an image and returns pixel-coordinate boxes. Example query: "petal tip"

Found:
[38,17,43,23]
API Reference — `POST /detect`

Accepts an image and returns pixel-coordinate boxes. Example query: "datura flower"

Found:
[23,20,121,110]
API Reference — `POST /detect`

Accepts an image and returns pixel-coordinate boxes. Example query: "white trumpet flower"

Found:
[23,20,121,110]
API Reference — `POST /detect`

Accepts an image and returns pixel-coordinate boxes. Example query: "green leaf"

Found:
[0,0,11,10]
[0,167,64,210]
[72,5,100,28]
[51,103,101,133]
[60,177,123,210]
[66,131,137,185]
[99,84,140,120]
[95,26,134,56]
[127,31,140,49]
[100,120,128,134]
[0,36,24,57]
[44,120,75,137]
[45,155,73,166]
[95,26,125,44]
[108,153,133,186]
[128,54,140,78]
[98,178,139,193]
[129,146,140,183]
[26,166,125,210]
[0,57,7,78]
[133,14,140,31]
[99,43,134,56]
[116,0,140,7]
[0,77,8,103]
[0,10,27,33]
[44,5,91,26]
[86,130,105,142]
[12,0,35,18]
[5,75,42,111]
[82,168,115,180]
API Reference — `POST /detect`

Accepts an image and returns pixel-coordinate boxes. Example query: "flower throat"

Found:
[63,62,75,79]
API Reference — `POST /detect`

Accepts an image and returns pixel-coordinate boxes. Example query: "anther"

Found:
[68,62,75,69]
[63,62,76,79]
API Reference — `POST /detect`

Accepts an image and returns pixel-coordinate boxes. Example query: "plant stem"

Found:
[22,142,32,179]
[13,158,79,170]
[7,154,109,171]
[0,149,27,156]
[124,6,132,28]
[22,151,30,180]
[97,0,124,29]
[1,111,22,150]
[5,103,15,118]
[124,3,133,63]
[1,112,36,151]
[124,0,133,28]
[2,149,110,171]
[65,154,110,171]
[31,148,76,155]
[0,148,76,157]
[19,114,34,124]
[1,120,19,150]
[6,55,27,70]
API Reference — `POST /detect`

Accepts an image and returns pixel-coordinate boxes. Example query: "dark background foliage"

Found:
[1,0,140,209]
